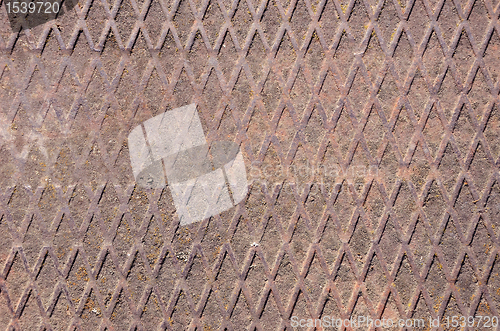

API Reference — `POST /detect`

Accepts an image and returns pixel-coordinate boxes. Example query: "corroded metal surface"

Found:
[0,0,499,329]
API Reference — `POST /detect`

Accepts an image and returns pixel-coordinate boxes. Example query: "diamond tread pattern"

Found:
[0,0,499,329]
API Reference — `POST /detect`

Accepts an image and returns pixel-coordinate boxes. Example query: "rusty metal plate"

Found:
[0,0,499,329]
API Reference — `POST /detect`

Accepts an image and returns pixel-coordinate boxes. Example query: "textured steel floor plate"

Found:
[0,0,499,329]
